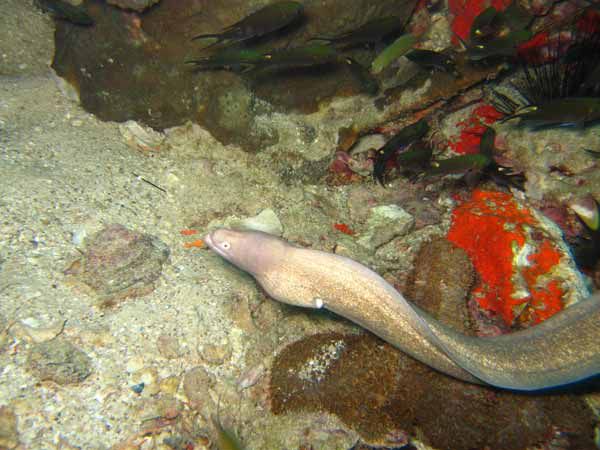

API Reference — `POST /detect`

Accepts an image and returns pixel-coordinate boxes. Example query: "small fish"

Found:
[372,119,429,184]
[191,1,304,47]
[396,141,433,166]
[212,416,245,450]
[466,30,532,61]
[469,3,532,43]
[186,47,265,71]
[250,44,339,72]
[470,6,500,42]
[310,16,405,49]
[478,125,496,157]
[35,0,93,26]
[405,49,456,74]
[371,33,417,74]
[426,126,524,189]
[428,153,492,175]
[344,57,379,95]
[502,97,600,128]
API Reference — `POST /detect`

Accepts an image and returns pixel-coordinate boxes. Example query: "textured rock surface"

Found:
[65,224,169,305]
[26,338,92,384]
[269,331,597,450]
[405,237,475,333]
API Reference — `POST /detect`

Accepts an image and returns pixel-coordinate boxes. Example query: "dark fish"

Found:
[344,57,379,95]
[428,153,492,175]
[501,0,533,34]
[35,0,93,26]
[470,6,500,42]
[191,1,304,47]
[372,119,429,184]
[396,141,433,165]
[250,44,339,71]
[466,29,532,61]
[187,44,340,73]
[186,47,264,71]
[405,49,456,74]
[503,97,600,128]
[469,2,532,43]
[585,148,600,158]
[479,125,496,157]
[426,126,524,189]
[310,16,405,49]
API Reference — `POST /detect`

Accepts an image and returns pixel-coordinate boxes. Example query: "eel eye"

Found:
[221,241,231,250]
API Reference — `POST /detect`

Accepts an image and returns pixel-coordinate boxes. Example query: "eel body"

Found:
[205,228,600,390]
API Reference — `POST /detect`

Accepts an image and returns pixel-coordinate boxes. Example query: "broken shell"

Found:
[568,194,599,231]
[119,120,165,152]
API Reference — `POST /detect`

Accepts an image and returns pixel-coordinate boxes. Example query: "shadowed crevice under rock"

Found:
[51,0,417,151]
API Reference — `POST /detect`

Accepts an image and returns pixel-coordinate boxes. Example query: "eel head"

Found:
[204,228,287,277]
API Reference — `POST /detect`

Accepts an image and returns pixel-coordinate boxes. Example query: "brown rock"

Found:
[0,406,18,449]
[405,237,475,333]
[65,224,169,306]
[269,332,597,449]
[26,337,92,385]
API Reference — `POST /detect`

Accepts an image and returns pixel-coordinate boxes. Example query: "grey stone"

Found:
[357,205,414,250]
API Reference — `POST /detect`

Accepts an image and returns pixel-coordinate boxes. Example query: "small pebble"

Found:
[183,367,215,410]
[156,334,181,359]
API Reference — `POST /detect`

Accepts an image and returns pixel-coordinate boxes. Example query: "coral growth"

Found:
[447,190,567,327]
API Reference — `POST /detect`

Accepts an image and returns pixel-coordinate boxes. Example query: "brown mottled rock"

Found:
[270,332,597,449]
[106,0,161,12]
[405,236,475,333]
[0,406,18,449]
[65,224,169,306]
[182,367,215,411]
[26,337,92,385]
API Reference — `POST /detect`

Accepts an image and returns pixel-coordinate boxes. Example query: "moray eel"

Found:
[205,228,600,391]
